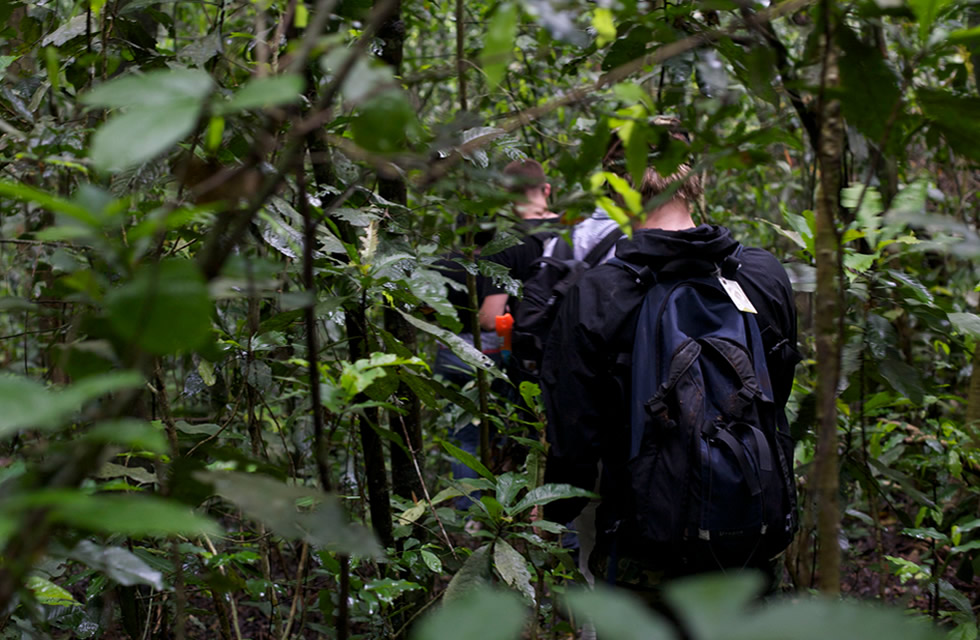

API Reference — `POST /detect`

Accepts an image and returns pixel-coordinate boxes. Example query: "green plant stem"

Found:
[812,0,843,596]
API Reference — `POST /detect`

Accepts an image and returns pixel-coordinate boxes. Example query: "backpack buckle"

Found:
[721,254,741,279]
[644,398,675,431]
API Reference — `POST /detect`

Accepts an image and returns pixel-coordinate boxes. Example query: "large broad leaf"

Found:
[0,371,144,439]
[69,540,164,590]
[105,259,212,355]
[351,90,420,153]
[726,594,942,640]
[481,3,518,89]
[411,587,526,640]
[949,312,980,339]
[82,68,213,109]
[26,576,79,607]
[48,494,218,537]
[664,573,764,640]
[908,0,955,41]
[198,471,382,558]
[917,88,980,163]
[0,181,100,227]
[442,439,495,482]
[495,472,528,510]
[220,74,305,113]
[90,103,201,171]
[83,69,213,171]
[397,309,499,377]
[84,418,169,453]
[509,483,596,516]
[442,545,493,603]
[838,26,901,142]
[493,539,535,603]
[564,586,675,640]
[877,356,926,405]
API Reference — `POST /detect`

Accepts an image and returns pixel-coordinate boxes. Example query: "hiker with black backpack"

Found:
[540,120,802,608]
[478,159,562,335]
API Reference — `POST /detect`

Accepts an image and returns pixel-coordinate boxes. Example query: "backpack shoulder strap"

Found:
[583,227,625,267]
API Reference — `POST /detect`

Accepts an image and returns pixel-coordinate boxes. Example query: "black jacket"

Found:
[540,225,799,543]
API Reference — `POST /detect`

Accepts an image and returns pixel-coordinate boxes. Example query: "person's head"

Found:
[502,159,551,218]
[601,116,703,219]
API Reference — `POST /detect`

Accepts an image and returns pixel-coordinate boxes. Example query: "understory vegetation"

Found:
[1,0,979,637]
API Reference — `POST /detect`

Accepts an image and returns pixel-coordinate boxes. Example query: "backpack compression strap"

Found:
[583,227,625,266]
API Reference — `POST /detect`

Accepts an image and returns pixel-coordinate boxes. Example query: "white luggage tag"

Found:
[717,275,758,314]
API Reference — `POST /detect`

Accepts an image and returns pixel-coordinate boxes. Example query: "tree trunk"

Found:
[374,0,422,502]
[966,347,980,449]
[305,125,393,549]
[812,0,844,596]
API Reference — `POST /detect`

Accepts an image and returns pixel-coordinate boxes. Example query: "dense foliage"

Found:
[1,0,979,637]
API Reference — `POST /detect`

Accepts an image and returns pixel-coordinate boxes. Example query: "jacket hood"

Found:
[616,224,738,266]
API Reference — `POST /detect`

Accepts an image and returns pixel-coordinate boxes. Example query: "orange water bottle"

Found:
[495,313,513,364]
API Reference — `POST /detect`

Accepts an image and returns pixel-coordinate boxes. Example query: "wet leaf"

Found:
[412,587,526,640]
[27,576,79,607]
[442,545,493,603]
[493,539,534,602]
[69,540,164,590]
[509,483,596,516]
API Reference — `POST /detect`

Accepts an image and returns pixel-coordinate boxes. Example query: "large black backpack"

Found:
[511,228,623,381]
[612,246,797,559]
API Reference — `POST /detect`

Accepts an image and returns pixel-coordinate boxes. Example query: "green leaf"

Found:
[603,28,652,72]
[665,573,763,640]
[509,483,596,516]
[96,461,158,485]
[493,539,534,602]
[481,3,518,89]
[421,549,443,573]
[592,8,616,47]
[442,439,495,482]
[69,540,164,589]
[106,259,212,355]
[843,252,876,275]
[918,89,980,163]
[397,310,499,377]
[948,312,980,339]
[564,586,675,640]
[198,471,382,557]
[0,181,101,227]
[495,472,528,509]
[946,25,980,44]
[728,594,942,640]
[49,494,218,537]
[838,26,901,142]
[26,576,79,607]
[0,371,144,439]
[907,0,954,41]
[412,587,526,640]
[90,102,201,171]
[951,540,980,554]
[221,74,305,113]
[351,90,420,153]
[939,580,974,618]
[84,418,168,453]
[82,69,213,108]
[901,527,950,543]
[442,545,493,603]
[320,48,394,105]
[877,356,925,405]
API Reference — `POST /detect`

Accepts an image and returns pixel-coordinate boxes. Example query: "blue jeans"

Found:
[434,346,482,509]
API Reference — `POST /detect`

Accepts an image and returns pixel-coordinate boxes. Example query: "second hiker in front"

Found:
[540,119,802,610]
